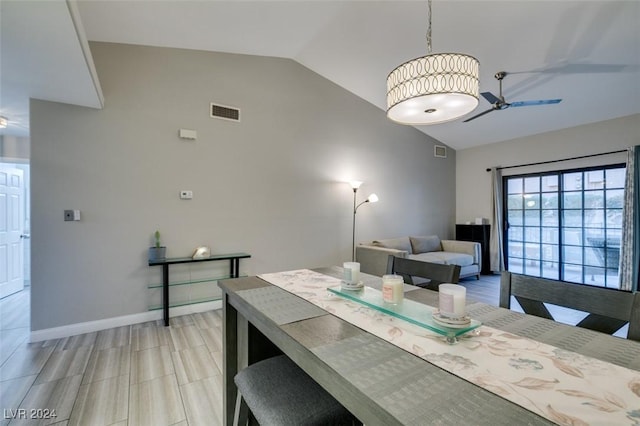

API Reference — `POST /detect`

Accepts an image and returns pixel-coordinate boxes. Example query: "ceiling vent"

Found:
[210,103,240,122]
[434,145,447,158]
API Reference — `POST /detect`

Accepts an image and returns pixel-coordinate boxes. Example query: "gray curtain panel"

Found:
[619,145,640,292]
[490,167,505,272]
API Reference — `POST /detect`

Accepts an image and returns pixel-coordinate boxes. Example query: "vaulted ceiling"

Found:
[1,1,639,150]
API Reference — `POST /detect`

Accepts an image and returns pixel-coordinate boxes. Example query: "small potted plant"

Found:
[148,230,166,261]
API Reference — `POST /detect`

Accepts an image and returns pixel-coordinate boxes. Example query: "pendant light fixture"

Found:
[386,0,479,125]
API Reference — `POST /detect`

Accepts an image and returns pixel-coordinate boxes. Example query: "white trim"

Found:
[0,156,30,165]
[29,300,222,342]
[66,0,104,109]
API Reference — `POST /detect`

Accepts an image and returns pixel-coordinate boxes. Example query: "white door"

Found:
[0,167,24,298]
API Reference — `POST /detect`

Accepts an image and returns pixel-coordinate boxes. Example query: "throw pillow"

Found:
[372,237,413,254]
[410,235,442,254]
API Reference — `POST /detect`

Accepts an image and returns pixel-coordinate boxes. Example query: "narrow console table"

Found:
[149,252,251,326]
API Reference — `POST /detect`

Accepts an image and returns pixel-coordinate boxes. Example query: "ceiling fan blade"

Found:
[463,107,496,123]
[481,92,501,104]
[509,99,562,108]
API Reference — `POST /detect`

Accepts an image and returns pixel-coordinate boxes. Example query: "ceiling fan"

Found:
[463,71,562,122]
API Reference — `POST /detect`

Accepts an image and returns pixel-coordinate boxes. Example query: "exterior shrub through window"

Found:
[504,164,625,288]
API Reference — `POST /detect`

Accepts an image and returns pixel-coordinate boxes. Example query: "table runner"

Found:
[259,269,640,426]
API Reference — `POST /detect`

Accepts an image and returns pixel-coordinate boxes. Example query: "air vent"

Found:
[210,103,240,122]
[434,145,447,158]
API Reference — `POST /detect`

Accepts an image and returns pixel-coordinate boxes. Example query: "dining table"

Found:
[219,266,640,426]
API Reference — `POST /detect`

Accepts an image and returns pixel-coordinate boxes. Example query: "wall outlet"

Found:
[180,190,193,200]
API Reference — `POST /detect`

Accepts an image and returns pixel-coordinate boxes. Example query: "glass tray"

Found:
[328,286,481,343]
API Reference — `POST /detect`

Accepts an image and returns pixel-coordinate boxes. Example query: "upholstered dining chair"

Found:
[234,354,362,426]
[386,255,461,290]
[500,271,640,341]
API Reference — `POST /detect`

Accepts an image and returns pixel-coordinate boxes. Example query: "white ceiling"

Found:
[1,1,639,150]
[0,0,103,136]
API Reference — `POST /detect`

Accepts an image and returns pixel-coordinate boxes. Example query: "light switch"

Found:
[180,190,193,200]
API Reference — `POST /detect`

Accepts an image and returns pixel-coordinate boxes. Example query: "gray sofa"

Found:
[356,235,481,279]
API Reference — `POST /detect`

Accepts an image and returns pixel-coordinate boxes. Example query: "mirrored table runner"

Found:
[327,285,480,343]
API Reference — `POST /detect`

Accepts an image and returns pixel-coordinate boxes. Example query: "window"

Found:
[505,165,625,288]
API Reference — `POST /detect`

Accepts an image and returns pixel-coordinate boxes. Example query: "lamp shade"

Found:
[367,193,379,203]
[387,53,479,125]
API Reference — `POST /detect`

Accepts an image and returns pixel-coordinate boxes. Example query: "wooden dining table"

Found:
[219,266,640,426]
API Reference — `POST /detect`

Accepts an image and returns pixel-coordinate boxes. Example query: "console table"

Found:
[149,252,250,326]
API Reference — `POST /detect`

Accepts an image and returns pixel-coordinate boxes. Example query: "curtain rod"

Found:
[485,149,627,172]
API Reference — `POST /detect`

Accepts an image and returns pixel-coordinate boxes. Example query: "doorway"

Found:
[0,162,30,298]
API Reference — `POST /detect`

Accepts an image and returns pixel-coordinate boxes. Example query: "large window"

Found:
[505,165,625,288]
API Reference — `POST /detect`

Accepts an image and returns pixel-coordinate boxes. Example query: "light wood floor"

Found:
[1,287,224,426]
[0,274,626,425]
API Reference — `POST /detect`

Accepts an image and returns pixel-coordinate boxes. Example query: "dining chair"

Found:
[234,354,362,426]
[386,255,461,290]
[500,271,640,341]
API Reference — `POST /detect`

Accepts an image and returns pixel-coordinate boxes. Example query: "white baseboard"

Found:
[29,300,222,342]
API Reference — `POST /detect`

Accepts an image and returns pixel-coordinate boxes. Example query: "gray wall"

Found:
[0,135,30,160]
[30,42,455,331]
[456,114,639,224]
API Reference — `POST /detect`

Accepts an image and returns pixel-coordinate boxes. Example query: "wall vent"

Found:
[434,145,447,158]
[210,103,240,122]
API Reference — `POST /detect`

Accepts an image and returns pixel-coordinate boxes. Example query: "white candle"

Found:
[438,284,466,318]
[343,262,360,284]
[382,274,404,304]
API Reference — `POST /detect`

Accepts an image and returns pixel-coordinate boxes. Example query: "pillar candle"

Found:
[343,262,360,284]
[382,274,404,304]
[438,284,466,318]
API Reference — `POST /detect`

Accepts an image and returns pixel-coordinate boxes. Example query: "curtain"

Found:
[490,167,505,272]
[619,145,640,292]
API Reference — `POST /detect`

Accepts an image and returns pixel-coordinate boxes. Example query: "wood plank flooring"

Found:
[1,289,224,426]
[0,274,627,425]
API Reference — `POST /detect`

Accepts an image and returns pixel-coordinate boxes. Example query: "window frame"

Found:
[503,163,625,288]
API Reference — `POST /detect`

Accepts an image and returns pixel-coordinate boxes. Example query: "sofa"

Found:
[356,235,481,279]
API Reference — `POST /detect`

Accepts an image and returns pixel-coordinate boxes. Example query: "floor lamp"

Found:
[350,181,379,261]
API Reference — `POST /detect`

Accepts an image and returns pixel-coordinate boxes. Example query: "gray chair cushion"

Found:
[234,355,357,426]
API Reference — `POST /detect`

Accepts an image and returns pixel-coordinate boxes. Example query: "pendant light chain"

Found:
[426,0,432,54]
